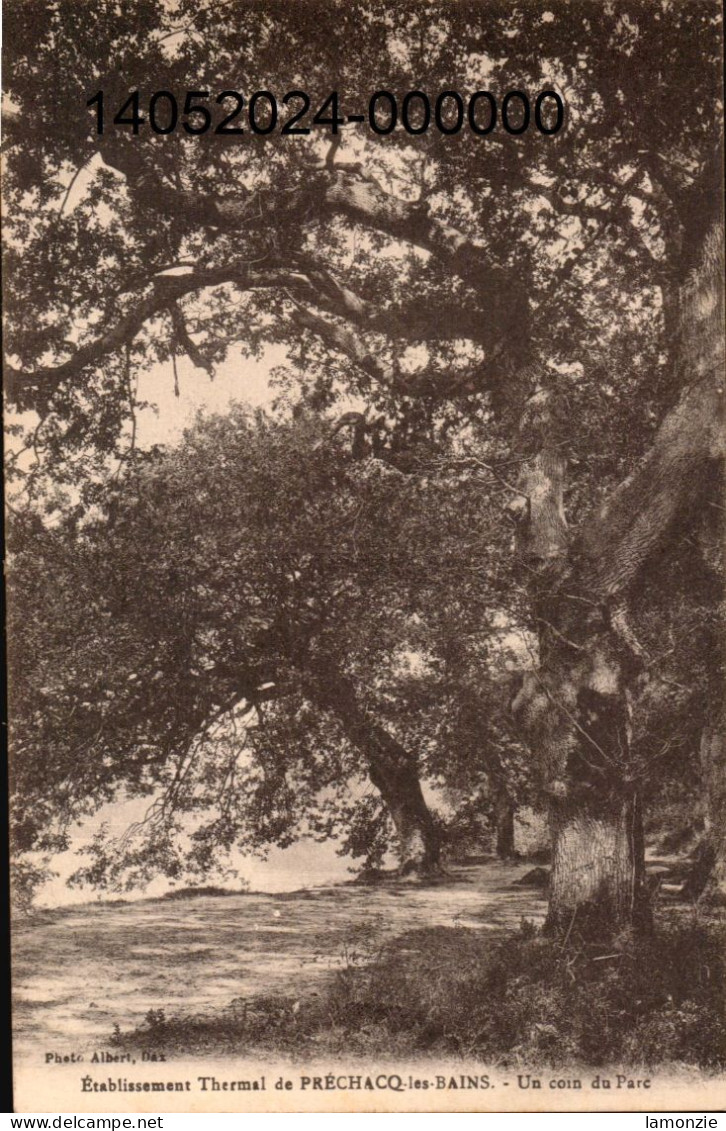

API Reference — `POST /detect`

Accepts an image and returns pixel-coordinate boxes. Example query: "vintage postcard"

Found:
[4,0,725,1115]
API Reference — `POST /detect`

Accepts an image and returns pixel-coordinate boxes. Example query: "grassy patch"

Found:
[110,910,726,1068]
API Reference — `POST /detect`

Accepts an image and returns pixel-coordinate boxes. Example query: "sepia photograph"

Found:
[3,0,725,1114]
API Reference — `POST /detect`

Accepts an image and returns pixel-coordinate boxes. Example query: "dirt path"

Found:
[12,859,547,1063]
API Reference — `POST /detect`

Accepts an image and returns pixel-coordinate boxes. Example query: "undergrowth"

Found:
[111,910,726,1068]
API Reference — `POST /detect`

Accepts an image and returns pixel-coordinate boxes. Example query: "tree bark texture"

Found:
[547,795,647,934]
[511,631,649,934]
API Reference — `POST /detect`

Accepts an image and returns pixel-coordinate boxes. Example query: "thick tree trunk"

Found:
[365,743,441,876]
[512,634,650,936]
[547,796,648,935]
[511,216,724,938]
[305,663,440,876]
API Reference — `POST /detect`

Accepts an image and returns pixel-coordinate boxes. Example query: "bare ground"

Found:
[12,858,548,1063]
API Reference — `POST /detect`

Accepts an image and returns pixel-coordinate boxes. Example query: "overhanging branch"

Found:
[97,142,527,342]
[288,297,488,398]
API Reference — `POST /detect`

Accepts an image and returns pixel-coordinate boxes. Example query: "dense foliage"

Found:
[9,406,529,883]
[4,0,723,911]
